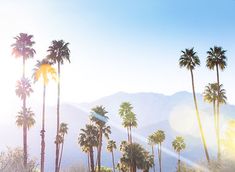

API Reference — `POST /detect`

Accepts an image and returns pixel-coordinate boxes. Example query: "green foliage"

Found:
[179,48,200,70]
[172,136,186,153]
[206,46,227,71]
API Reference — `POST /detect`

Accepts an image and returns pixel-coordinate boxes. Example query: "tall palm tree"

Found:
[107,140,117,172]
[58,123,68,171]
[16,108,36,129]
[172,136,186,172]
[203,83,227,149]
[33,59,56,172]
[90,106,110,172]
[120,143,149,172]
[206,46,227,159]
[119,102,137,143]
[15,77,34,167]
[147,135,156,172]
[78,124,99,172]
[81,146,91,172]
[154,130,165,172]
[179,48,210,162]
[12,33,36,167]
[47,40,70,172]
[140,151,154,172]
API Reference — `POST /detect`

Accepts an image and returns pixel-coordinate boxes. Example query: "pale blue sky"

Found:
[0,0,234,106]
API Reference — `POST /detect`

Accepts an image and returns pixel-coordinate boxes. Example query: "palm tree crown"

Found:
[15,78,33,100]
[107,140,117,152]
[11,33,36,60]
[203,83,227,104]
[179,48,200,70]
[47,40,70,64]
[33,59,57,85]
[16,108,35,130]
[172,137,186,153]
[206,46,227,70]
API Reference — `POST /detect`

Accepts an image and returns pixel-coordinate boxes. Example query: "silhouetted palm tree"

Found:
[47,40,70,172]
[140,151,154,172]
[119,102,137,143]
[154,130,165,172]
[172,136,186,172]
[33,59,56,172]
[107,140,117,172]
[78,124,99,172]
[12,33,36,167]
[58,123,68,171]
[203,83,227,149]
[206,46,227,159]
[148,134,156,172]
[16,108,35,129]
[179,48,210,162]
[90,106,110,172]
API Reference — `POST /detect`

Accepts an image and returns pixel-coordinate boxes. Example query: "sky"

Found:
[0,0,234,109]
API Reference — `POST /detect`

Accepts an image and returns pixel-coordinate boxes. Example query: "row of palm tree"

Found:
[12,33,70,172]
[179,46,227,162]
[78,102,188,172]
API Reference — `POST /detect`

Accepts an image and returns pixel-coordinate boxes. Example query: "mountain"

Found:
[1,91,234,171]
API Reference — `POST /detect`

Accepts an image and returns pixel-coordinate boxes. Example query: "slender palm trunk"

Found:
[151,145,155,172]
[22,58,27,168]
[58,135,65,171]
[159,143,162,172]
[40,84,46,172]
[216,65,221,160]
[90,147,95,172]
[190,69,210,162]
[127,128,130,143]
[97,128,103,172]
[213,101,217,133]
[178,152,180,172]
[111,150,116,172]
[87,152,91,172]
[130,126,133,144]
[55,63,61,172]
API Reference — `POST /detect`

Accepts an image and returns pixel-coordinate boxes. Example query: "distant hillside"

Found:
[1,91,234,171]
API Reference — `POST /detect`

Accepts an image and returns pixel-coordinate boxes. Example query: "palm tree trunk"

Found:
[158,144,161,172]
[22,57,27,168]
[40,84,46,172]
[97,128,103,172]
[213,101,217,133]
[160,143,162,172]
[216,64,221,160]
[127,128,130,143]
[90,147,95,172]
[190,69,210,162]
[55,63,61,172]
[111,150,116,172]
[87,152,91,172]
[130,126,133,144]
[23,98,27,168]
[58,135,65,171]
[151,145,155,172]
[178,152,180,172]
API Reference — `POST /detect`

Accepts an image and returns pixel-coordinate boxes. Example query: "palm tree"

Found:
[179,48,210,162]
[82,146,91,172]
[12,33,35,168]
[78,124,99,172]
[203,83,227,148]
[147,135,156,172]
[15,77,34,167]
[90,106,110,172]
[33,59,56,172]
[120,143,149,172]
[154,130,165,172]
[16,108,36,129]
[119,102,137,143]
[47,40,70,172]
[206,46,227,159]
[107,140,117,172]
[12,33,36,78]
[140,151,154,172]
[172,136,186,172]
[116,162,129,172]
[58,123,68,171]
